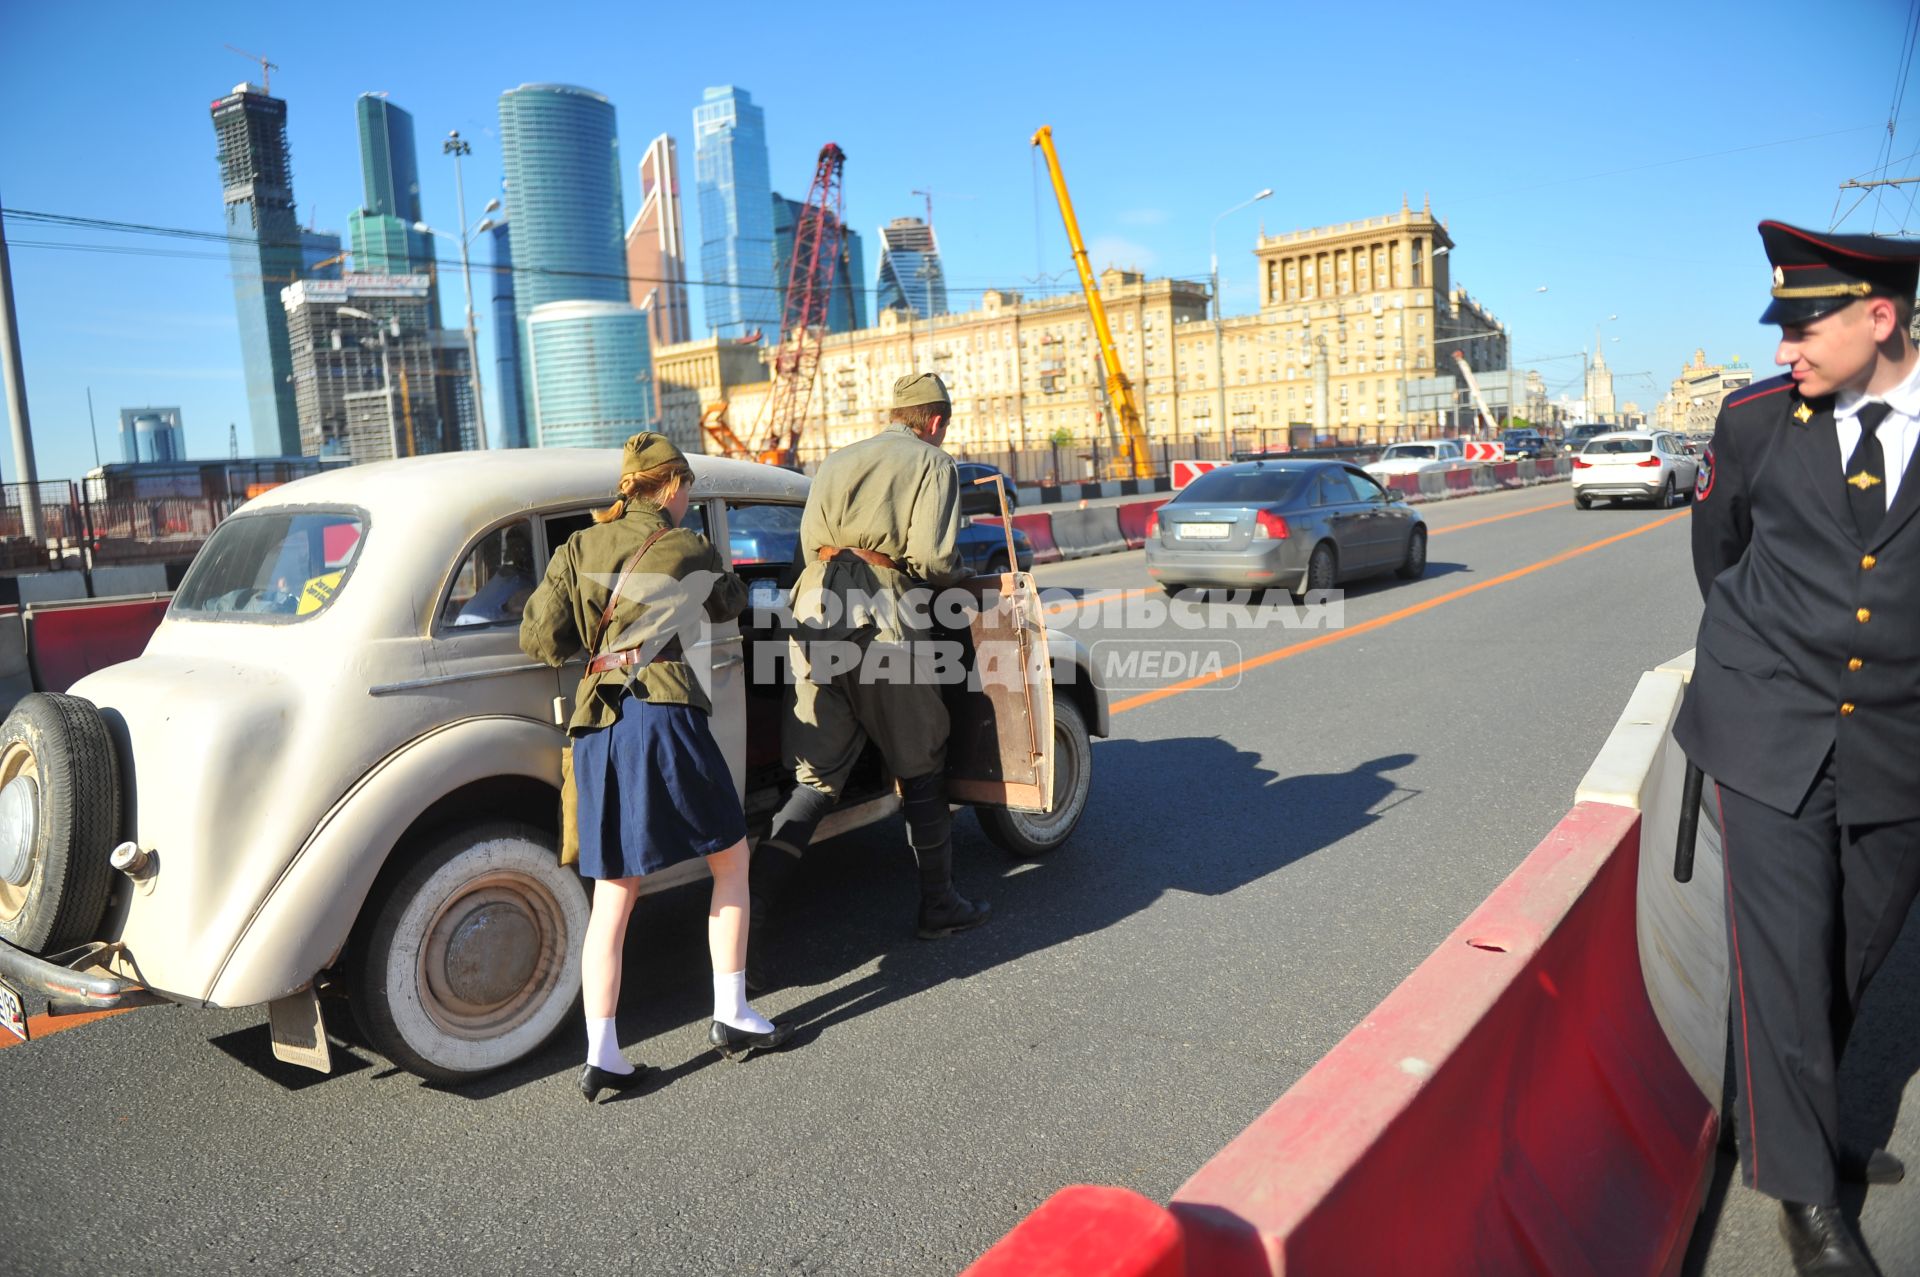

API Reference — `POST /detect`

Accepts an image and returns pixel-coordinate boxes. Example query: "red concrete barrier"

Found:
[1492,460,1521,487]
[1169,801,1714,1276]
[1116,498,1168,549]
[1444,467,1475,492]
[1383,474,1421,500]
[25,596,171,693]
[962,1186,1184,1277]
[978,512,1060,564]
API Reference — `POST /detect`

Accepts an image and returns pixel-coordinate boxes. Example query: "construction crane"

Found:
[757,142,848,469]
[910,187,975,230]
[700,400,758,460]
[224,45,278,93]
[1029,126,1154,479]
[1450,350,1502,435]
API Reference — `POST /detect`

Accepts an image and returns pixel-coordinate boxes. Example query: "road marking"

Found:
[1046,587,1153,614]
[0,1006,137,1050]
[1428,502,1560,536]
[1111,509,1689,715]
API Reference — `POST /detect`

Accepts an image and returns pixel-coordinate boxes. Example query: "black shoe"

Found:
[916,890,991,939]
[578,1062,653,1103]
[709,1018,793,1061]
[1840,1145,1905,1185]
[1779,1202,1879,1276]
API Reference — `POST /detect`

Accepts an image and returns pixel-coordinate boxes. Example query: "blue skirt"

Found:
[574,697,747,880]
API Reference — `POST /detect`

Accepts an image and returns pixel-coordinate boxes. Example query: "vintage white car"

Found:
[0,450,1106,1081]
[1361,439,1474,480]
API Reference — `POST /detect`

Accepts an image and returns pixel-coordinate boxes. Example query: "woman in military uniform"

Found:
[521,432,791,1103]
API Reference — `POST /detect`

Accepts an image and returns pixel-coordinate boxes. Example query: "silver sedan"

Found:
[1144,460,1428,596]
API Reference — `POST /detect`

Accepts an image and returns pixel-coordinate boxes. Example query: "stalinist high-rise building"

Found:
[1585,333,1616,422]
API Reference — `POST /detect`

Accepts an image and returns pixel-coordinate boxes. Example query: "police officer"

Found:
[748,373,989,988]
[1675,221,1920,1276]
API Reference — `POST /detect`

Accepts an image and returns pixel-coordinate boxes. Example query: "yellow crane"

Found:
[1029,126,1154,480]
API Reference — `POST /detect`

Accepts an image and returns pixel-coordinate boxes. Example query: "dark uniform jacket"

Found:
[519,499,746,732]
[1674,374,1920,824]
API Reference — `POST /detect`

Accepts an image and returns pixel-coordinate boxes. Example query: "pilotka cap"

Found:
[620,431,687,477]
[892,372,951,409]
[1758,220,1920,326]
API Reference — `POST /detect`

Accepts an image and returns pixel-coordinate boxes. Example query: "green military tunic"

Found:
[786,422,969,793]
[520,499,747,733]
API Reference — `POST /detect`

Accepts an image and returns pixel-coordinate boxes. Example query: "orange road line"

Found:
[1428,501,1561,536]
[1111,509,1689,715]
[1046,587,1153,615]
[0,1006,136,1049]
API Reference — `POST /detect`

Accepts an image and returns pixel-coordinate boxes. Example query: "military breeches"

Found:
[784,634,949,797]
[1718,758,1920,1207]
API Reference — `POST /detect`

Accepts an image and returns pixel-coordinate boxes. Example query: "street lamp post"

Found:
[429,130,494,451]
[1211,188,1273,448]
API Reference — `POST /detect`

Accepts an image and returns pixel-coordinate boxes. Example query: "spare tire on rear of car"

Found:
[0,692,121,954]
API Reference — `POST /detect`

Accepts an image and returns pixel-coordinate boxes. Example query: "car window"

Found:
[1583,437,1653,455]
[442,519,536,630]
[1384,444,1437,460]
[542,504,708,567]
[172,508,365,621]
[1174,468,1307,505]
[1344,469,1387,502]
[726,502,805,568]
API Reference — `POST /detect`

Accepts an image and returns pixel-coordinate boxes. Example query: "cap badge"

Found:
[1773,266,1785,288]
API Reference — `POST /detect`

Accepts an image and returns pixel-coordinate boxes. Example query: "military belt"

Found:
[818,545,900,570]
[585,639,681,675]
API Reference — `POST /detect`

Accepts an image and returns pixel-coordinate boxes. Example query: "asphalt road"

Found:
[4,483,1913,1276]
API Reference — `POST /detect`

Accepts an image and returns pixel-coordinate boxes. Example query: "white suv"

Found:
[1572,431,1699,509]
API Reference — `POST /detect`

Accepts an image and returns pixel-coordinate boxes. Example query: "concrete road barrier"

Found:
[1116,499,1168,549]
[962,1186,1185,1277]
[26,595,172,693]
[1050,506,1128,559]
[976,512,1062,564]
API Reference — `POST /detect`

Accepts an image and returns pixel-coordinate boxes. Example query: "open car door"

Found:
[943,481,1055,813]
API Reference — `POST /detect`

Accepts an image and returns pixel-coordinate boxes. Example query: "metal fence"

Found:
[0,480,226,571]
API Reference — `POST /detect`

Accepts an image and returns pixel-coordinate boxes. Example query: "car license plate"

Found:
[1179,523,1231,540]
[0,975,26,1042]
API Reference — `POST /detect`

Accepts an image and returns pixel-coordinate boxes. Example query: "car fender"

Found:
[1042,628,1110,739]
[205,715,562,1008]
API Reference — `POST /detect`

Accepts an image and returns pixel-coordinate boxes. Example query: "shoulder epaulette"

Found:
[1723,374,1794,412]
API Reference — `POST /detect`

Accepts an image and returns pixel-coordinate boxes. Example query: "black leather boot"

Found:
[913,837,990,939]
[745,841,803,995]
[1779,1202,1879,1276]
[1839,1144,1904,1185]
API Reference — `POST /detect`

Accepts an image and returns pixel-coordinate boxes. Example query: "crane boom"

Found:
[758,142,847,469]
[224,45,278,93]
[1450,350,1501,435]
[1029,126,1153,479]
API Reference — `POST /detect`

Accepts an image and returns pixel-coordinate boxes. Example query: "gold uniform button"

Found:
[1861,554,1877,569]
[1849,657,1864,672]
[1857,607,1872,623]
[1841,702,1856,716]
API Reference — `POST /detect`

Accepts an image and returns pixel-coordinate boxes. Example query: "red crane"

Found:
[758,143,847,468]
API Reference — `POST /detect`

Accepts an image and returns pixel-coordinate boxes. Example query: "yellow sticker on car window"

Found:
[297,571,344,616]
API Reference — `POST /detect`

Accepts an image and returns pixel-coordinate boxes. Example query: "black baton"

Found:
[1674,760,1705,883]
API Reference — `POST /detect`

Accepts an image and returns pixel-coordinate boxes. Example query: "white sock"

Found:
[585,1015,633,1074]
[713,970,774,1034]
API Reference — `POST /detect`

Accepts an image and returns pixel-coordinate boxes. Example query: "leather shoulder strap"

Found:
[588,526,673,656]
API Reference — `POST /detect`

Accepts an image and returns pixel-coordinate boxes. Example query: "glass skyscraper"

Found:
[693,86,778,341]
[772,194,865,334]
[875,216,949,319]
[211,83,306,456]
[498,83,630,436]
[525,301,655,449]
[347,94,436,285]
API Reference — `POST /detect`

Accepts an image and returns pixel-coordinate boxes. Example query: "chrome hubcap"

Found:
[0,773,37,888]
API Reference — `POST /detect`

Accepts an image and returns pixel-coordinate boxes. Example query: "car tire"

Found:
[350,820,588,1083]
[985,552,1011,576]
[1660,475,1677,508]
[1576,494,1592,510]
[1396,526,1428,580]
[0,693,120,955]
[1294,541,1337,600]
[976,699,1092,859]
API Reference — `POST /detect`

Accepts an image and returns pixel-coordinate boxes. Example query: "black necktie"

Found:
[1845,402,1891,540]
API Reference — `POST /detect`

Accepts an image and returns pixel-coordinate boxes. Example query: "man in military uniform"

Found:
[1675,220,1920,1276]
[748,373,990,988]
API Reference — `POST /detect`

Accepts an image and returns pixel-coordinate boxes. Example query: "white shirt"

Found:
[1835,357,1920,507]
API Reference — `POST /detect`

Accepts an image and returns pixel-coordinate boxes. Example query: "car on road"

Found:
[1500,429,1551,460]
[1143,459,1427,596]
[0,450,1107,1082]
[1361,439,1472,480]
[1561,423,1610,453]
[724,502,1034,576]
[1571,430,1700,509]
[956,462,1018,515]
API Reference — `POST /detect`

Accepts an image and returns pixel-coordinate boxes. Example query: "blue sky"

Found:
[1,0,1912,482]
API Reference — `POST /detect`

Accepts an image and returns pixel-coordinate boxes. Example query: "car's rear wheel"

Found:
[350,821,587,1083]
[1396,526,1428,580]
[985,552,1011,576]
[1660,475,1679,507]
[977,699,1092,859]
[0,693,120,954]
[1295,541,1337,599]
[1576,493,1593,510]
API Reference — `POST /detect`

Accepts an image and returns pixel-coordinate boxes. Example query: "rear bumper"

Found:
[1144,541,1301,587]
[0,939,169,1014]
[1573,476,1662,499]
